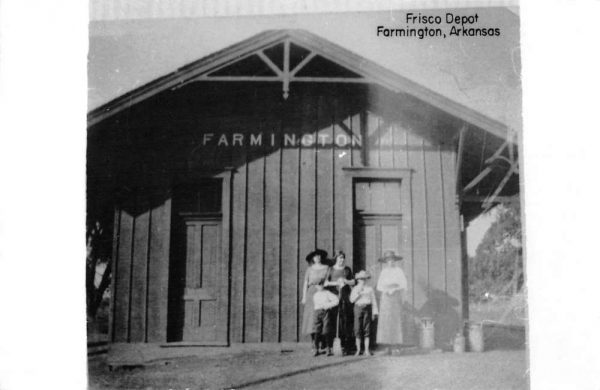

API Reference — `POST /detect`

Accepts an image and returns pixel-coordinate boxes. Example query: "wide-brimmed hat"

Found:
[378,250,403,263]
[305,249,328,264]
[355,270,371,280]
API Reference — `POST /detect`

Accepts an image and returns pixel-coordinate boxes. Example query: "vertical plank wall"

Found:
[109,87,462,347]
[263,124,282,342]
[229,146,247,342]
[280,121,300,342]
[228,89,365,342]
[227,94,461,344]
[112,196,171,343]
[297,94,318,341]
[243,127,266,342]
[362,106,462,347]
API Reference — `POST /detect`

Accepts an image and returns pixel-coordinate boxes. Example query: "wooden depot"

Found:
[87,30,519,354]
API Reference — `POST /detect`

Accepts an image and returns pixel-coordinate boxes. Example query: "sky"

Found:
[466,209,496,257]
[88,7,522,133]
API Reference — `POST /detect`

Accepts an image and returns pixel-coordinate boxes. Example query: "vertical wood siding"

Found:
[244,154,265,342]
[113,209,133,342]
[333,101,352,254]
[316,97,334,251]
[298,144,317,339]
[129,210,150,342]
[263,140,281,342]
[442,145,463,331]
[147,198,171,342]
[408,134,429,310]
[350,112,363,167]
[108,84,462,348]
[280,144,300,342]
[230,153,247,342]
[425,143,446,295]
[361,109,461,347]
[112,198,171,343]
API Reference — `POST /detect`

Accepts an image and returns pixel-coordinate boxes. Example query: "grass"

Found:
[469,294,527,326]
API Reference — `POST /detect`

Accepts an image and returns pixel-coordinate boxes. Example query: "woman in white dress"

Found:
[376,250,408,354]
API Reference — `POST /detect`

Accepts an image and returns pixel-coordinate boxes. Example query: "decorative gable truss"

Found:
[89,29,510,142]
[174,39,366,99]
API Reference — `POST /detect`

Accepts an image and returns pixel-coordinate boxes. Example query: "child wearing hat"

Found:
[350,270,378,356]
[312,280,340,356]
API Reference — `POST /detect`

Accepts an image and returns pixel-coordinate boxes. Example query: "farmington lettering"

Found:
[198,132,362,148]
[250,133,263,146]
[377,25,443,39]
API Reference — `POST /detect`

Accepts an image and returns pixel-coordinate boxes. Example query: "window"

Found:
[174,179,222,214]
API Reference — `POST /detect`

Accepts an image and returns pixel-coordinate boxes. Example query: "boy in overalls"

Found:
[312,281,340,356]
[350,270,379,356]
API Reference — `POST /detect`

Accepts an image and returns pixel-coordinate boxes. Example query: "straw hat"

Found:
[305,249,329,264]
[378,250,403,263]
[355,270,371,280]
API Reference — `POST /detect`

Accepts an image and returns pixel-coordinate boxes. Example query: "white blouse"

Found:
[376,267,407,292]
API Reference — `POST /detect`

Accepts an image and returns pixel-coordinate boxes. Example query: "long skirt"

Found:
[337,288,354,338]
[301,285,318,335]
[376,290,403,344]
[337,296,355,352]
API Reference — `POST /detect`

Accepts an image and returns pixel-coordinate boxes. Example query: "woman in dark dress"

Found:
[325,250,355,355]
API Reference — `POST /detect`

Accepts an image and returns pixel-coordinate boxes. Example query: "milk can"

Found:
[467,321,484,352]
[453,331,465,353]
[420,317,435,349]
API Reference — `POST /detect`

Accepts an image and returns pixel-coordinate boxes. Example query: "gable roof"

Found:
[88,29,510,139]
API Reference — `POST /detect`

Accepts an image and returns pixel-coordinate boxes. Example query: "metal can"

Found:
[468,321,484,352]
[453,332,465,353]
[420,317,435,349]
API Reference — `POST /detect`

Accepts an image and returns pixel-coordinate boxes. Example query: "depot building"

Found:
[88,29,519,350]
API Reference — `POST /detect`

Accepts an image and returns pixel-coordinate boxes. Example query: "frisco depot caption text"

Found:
[377,12,501,39]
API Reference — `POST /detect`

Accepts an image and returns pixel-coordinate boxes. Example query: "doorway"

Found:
[352,178,403,347]
[352,179,403,277]
[354,214,402,279]
[167,174,231,345]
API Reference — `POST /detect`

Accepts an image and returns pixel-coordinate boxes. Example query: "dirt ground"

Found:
[251,351,528,390]
[89,345,528,390]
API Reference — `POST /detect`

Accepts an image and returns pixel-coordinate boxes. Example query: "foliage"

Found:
[86,220,112,320]
[469,199,523,302]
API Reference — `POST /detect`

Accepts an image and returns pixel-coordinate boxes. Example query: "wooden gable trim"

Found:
[183,36,367,99]
[88,29,509,139]
[88,30,288,127]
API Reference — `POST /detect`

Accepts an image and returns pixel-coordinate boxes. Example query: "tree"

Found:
[86,220,112,320]
[469,199,523,301]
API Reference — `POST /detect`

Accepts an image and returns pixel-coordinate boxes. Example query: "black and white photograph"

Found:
[2,0,600,389]
[86,3,526,389]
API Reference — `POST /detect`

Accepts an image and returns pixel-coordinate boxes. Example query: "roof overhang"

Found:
[87,29,511,141]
